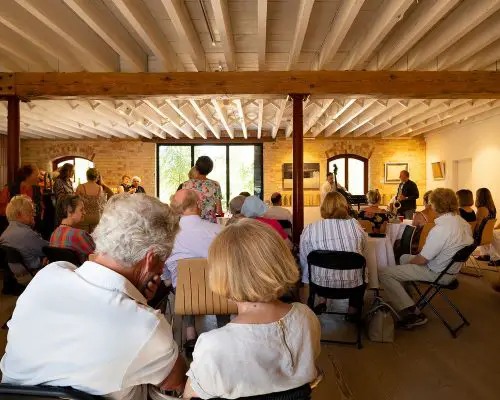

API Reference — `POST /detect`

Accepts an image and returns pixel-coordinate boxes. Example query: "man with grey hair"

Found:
[163,189,221,353]
[1,193,186,399]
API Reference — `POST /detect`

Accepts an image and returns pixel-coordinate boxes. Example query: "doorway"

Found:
[452,158,472,191]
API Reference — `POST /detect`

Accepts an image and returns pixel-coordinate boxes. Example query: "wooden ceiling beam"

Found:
[257,99,264,139]
[160,0,205,71]
[62,0,147,72]
[257,0,267,70]
[351,101,404,136]
[313,99,354,137]
[142,99,185,139]
[287,0,315,70]
[15,0,119,71]
[4,71,500,99]
[368,0,459,70]
[304,99,334,134]
[189,100,220,139]
[331,99,378,137]
[211,0,236,71]
[272,98,288,139]
[234,99,247,139]
[341,0,414,70]
[317,0,364,69]
[111,0,180,71]
[456,40,500,71]
[344,99,400,136]
[166,100,207,139]
[211,99,234,138]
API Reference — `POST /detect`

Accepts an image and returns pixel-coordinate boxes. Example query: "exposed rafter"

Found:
[313,99,355,137]
[342,99,400,137]
[257,99,264,139]
[211,0,236,71]
[257,0,267,70]
[189,100,220,139]
[167,99,207,139]
[304,99,334,134]
[287,0,315,70]
[330,100,378,137]
[272,98,288,139]
[234,99,247,139]
[211,99,234,138]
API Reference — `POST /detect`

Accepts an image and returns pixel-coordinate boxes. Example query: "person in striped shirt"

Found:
[50,195,95,264]
[300,192,368,315]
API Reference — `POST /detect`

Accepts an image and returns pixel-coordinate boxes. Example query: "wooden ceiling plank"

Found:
[344,100,394,136]
[234,99,247,139]
[257,0,267,70]
[341,0,414,70]
[63,0,146,72]
[189,100,220,139]
[211,98,234,138]
[368,0,459,70]
[331,99,378,137]
[287,0,315,70]
[167,100,207,139]
[111,0,180,71]
[211,0,236,71]
[304,99,334,133]
[143,99,189,139]
[160,0,205,71]
[313,99,355,137]
[15,0,119,71]
[272,98,288,139]
[257,99,264,139]
[456,40,500,71]
[318,0,365,69]
[405,0,500,70]
[0,52,27,72]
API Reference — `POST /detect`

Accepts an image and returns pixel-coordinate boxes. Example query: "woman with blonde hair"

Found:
[300,192,367,315]
[358,189,388,232]
[183,219,320,399]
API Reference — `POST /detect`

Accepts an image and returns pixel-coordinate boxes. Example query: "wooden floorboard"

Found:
[1,268,499,399]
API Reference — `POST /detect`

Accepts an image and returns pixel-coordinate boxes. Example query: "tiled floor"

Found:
[1,268,500,400]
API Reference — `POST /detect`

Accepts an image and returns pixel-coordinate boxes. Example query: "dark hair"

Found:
[401,170,410,178]
[57,195,82,221]
[456,189,474,207]
[423,190,433,205]
[16,165,35,184]
[271,192,282,205]
[86,168,99,181]
[195,156,214,176]
[59,163,74,180]
[327,172,333,178]
[239,191,251,197]
[476,188,496,214]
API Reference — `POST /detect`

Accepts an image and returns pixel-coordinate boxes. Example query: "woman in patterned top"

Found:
[181,156,222,223]
[358,189,389,233]
[300,191,368,316]
[50,195,95,264]
[53,163,75,201]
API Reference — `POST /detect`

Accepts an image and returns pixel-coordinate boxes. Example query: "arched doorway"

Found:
[327,154,368,195]
[52,156,95,188]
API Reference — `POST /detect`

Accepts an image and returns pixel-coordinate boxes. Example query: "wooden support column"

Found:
[291,94,306,245]
[7,97,20,183]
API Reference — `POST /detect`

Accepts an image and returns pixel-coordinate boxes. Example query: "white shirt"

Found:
[320,181,333,204]
[163,215,221,287]
[1,261,178,400]
[264,206,293,223]
[420,213,474,273]
[300,218,367,287]
[187,303,321,399]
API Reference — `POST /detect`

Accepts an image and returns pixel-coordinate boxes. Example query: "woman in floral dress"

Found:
[181,156,223,223]
[358,189,389,233]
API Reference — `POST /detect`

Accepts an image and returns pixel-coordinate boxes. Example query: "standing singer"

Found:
[395,170,419,219]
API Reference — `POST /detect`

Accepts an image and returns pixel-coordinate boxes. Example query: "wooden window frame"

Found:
[327,154,368,194]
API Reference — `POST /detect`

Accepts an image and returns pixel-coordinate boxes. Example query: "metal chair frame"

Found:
[410,244,476,338]
[42,246,82,267]
[0,384,102,400]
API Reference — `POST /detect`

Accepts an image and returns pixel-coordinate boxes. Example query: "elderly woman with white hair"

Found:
[1,193,187,399]
[0,195,48,273]
[130,176,146,194]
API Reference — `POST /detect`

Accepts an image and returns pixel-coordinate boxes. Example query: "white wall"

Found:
[426,115,500,206]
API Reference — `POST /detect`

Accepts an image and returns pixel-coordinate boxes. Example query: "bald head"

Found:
[171,189,200,216]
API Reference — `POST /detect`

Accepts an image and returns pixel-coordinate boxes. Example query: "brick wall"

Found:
[21,140,156,194]
[263,137,426,205]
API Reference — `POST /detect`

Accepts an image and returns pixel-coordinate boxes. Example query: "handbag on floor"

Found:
[365,297,399,343]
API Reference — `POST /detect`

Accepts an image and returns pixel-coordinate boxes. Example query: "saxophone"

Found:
[389,184,402,218]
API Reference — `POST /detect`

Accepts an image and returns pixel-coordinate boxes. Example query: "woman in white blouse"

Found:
[183,219,321,399]
[300,191,368,316]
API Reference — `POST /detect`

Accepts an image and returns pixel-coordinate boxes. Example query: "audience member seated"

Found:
[378,188,473,329]
[183,219,320,399]
[117,174,131,193]
[0,195,48,273]
[50,195,95,264]
[358,189,388,233]
[163,189,221,352]
[456,189,476,222]
[300,192,367,316]
[0,193,186,399]
[130,176,146,194]
[239,191,251,197]
[264,192,293,223]
[76,168,107,233]
[475,187,496,261]
[182,156,223,223]
[227,195,246,225]
[241,196,291,246]
[412,190,438,227]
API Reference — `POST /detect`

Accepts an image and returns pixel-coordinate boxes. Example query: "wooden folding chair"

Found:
[416,222,435,253]
[462,219,496,277]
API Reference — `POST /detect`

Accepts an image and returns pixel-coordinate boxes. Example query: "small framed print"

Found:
[385,162,408,183]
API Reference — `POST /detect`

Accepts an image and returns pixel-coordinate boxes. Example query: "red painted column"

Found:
[291,94,305,245]
[7,96,20,183]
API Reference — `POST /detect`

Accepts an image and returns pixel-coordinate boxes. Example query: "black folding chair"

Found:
[192,383,311,400]
[0,245,35,277]
[0,384,102,400]
[43,246,82,267]
[410,243,477,338]
[397,225,416,262]
[307,250,366,349]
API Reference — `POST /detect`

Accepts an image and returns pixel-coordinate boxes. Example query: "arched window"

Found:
[52,156,94,188]
[327,154,368,195]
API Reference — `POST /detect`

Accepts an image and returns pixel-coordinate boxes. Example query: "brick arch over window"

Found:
[324,141,375,160]
[48,144,96,169]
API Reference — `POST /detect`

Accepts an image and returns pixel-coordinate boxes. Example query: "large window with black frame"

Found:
[157,144,263,211]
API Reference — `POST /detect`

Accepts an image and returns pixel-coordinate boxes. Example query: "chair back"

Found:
[43,246,81,267]
[417,223,435,253]
[0,245,33,277]
[468,221,477,233]
[453,244,478,263]
[192,384,312,400]
[479,219,496,246]
[0,384,102,400]
[175,258,238,316]
[278,220,292,230]
[357,219,374,233]
[399,225,416,256]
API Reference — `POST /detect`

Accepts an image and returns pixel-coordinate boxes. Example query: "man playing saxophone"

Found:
[393,170,420,220]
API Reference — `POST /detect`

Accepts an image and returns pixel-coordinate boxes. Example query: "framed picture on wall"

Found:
[385,162,408,183]
[282,163,320,190]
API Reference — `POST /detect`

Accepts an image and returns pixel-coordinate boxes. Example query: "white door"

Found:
[454,158,473,191]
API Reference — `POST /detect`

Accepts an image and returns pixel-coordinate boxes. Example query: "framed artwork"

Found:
[431,161,446,180]
[282,163,320,190]
[385,162,408,183]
